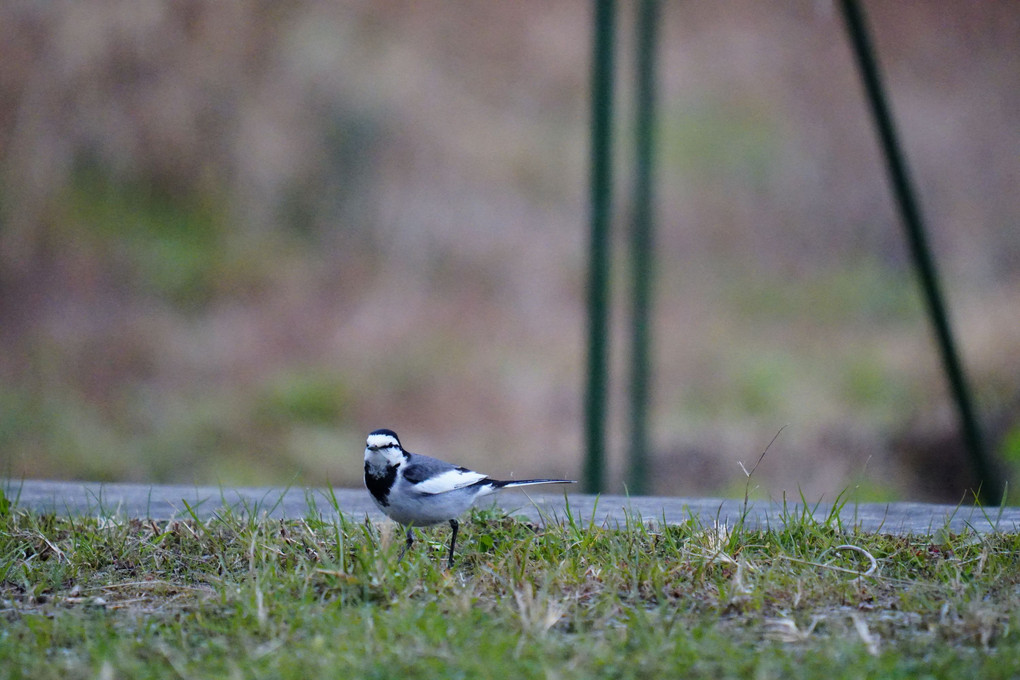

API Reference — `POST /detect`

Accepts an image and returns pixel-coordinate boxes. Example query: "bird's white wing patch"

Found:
[412,468,487,495]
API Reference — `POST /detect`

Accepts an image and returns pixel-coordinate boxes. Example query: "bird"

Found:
[363,428,575,568]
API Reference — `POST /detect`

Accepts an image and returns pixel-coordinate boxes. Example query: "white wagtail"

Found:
[363,428,575,568]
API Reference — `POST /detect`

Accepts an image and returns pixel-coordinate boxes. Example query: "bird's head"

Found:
[364,428,405,467]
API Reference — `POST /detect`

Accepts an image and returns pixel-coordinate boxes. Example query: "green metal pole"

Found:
[839,0,1003,504]
[584,0,616,493]
[627,0,659,495]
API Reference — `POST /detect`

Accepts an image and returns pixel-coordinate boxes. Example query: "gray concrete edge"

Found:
[5,479,1019,535]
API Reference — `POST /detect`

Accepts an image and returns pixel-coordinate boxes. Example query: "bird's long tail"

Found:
[489,479,575,490]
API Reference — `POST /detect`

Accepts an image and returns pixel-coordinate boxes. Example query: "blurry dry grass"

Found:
[0,1,1018,501]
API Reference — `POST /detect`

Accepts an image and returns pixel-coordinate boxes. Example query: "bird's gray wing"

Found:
[403,454,488,494]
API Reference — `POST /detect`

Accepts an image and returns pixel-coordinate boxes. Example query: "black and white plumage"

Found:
[363,428,574,568]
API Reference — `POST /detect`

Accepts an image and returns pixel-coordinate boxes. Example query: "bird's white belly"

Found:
[377,484,481,527]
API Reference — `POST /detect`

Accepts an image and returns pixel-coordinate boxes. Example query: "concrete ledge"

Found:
[5,479,1018,535]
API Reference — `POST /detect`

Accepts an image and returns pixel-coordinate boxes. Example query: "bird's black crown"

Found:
[369,428,400,443]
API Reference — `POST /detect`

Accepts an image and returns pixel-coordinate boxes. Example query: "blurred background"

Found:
[1,1,1018,502]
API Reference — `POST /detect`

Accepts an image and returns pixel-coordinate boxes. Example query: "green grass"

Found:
[2,492,1020,679]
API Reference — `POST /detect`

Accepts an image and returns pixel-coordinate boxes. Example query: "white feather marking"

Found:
[412,468,488,495]
[366,433,399,450]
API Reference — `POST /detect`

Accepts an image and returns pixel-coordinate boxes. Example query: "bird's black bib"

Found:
[365,462,399,507]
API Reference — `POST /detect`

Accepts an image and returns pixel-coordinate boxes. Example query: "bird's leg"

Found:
[397,526,414,562]
[447,518,459,569]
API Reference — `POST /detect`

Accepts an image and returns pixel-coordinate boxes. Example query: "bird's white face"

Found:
[365,432,404,467]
